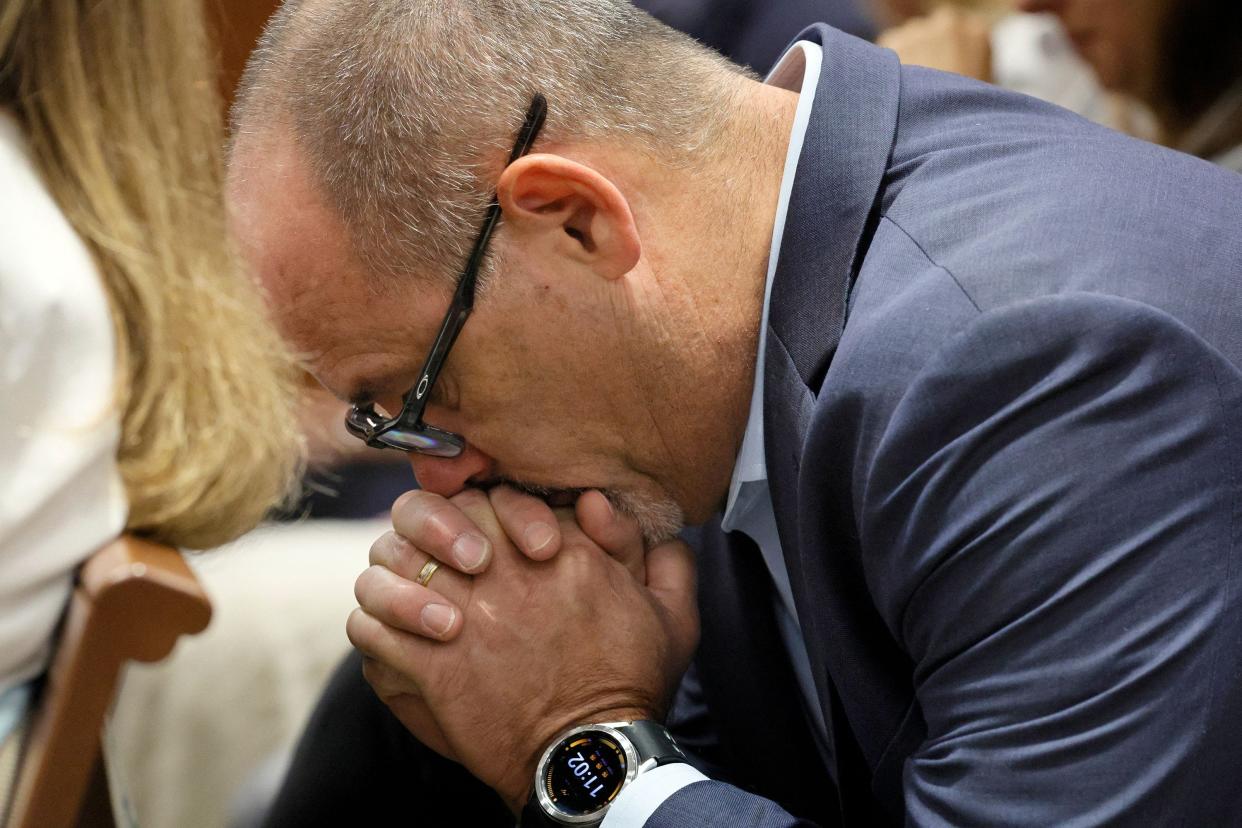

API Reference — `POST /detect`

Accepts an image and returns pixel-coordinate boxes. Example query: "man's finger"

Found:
[391,489,493,574]
[448,488,520,573]
[488,485,563,561]
[354,564,465,641]
[357,654,456,759]
[369,530,473,592]
[347,606,440,678]
[360,654,421,699]
[575,490,646,583]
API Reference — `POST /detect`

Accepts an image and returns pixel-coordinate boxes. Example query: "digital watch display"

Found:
[541,729,632,817]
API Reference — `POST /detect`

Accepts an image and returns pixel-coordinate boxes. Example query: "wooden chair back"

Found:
[5,537,212,828]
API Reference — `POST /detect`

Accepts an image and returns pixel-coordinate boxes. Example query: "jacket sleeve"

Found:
[859,293,1242,825]
[628,659,821,827]
[645,780,816,827]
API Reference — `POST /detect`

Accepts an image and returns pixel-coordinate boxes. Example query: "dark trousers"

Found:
[261,650,513,827]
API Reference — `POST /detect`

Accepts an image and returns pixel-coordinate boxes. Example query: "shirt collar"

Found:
[721,40,823,533]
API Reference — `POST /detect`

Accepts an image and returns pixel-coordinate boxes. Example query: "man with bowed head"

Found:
[228,0,1242,825]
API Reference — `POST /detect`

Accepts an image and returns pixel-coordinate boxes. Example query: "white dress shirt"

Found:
[602,40,825,827]
[0,111,127,741]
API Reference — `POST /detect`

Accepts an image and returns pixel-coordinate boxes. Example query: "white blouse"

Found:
[0,111,127,699]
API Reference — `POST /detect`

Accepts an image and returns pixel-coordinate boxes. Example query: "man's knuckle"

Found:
[395,491,450,537]
[488,484,516,506]
[417,502,459,544]
[369,530,401,565]
[563,543,601,584]
[393,488,433,516]
[452,487,489,512]
[493,486,538,520]
[387,583,420,625]
[391,490,416,514]
[392,533,420,567]
[354,566,378,603]
[345,607,370,647]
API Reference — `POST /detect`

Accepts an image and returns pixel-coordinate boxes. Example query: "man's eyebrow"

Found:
[347,384,382,407]
[347,373,412,407]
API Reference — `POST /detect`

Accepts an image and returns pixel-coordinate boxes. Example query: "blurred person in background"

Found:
[876,0,1141,133]
[1019,0,1242,171]
[879,0,1241,170]
[0,0,303,798]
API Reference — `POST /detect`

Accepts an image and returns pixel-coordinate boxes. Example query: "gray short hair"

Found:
[235,0,748,283]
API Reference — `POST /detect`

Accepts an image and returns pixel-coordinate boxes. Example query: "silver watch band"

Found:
[613,720,686,773]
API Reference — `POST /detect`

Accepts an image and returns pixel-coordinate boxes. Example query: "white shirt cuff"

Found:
[600,762,709,827]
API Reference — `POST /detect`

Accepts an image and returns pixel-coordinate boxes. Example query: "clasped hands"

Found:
[347,486,699,812]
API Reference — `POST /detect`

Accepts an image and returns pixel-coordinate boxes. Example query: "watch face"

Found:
[541,729,628,817]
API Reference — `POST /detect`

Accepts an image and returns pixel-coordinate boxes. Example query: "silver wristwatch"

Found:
[528,720,687,826]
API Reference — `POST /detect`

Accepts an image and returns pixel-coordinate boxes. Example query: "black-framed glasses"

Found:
[344,94,549,457]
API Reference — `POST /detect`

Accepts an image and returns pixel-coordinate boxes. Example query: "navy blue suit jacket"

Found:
[653,25,1242,827]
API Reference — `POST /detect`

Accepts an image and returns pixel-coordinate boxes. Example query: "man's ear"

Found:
[495,154,641,280]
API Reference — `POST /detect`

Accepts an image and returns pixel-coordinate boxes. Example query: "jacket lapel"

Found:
[766,24,901,391]
[763,24,903,824]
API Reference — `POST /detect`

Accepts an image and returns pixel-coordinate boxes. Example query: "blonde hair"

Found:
[0,0,304,549]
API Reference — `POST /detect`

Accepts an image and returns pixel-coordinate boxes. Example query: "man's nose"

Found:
[407,443,497,497]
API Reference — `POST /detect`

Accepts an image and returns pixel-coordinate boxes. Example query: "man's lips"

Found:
[545,490,580,508]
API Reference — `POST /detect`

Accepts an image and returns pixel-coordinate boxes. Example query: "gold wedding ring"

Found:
[415,559,441,588]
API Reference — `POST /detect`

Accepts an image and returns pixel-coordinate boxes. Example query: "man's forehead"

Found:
[230,131,352,276]
[228,128,440,401]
